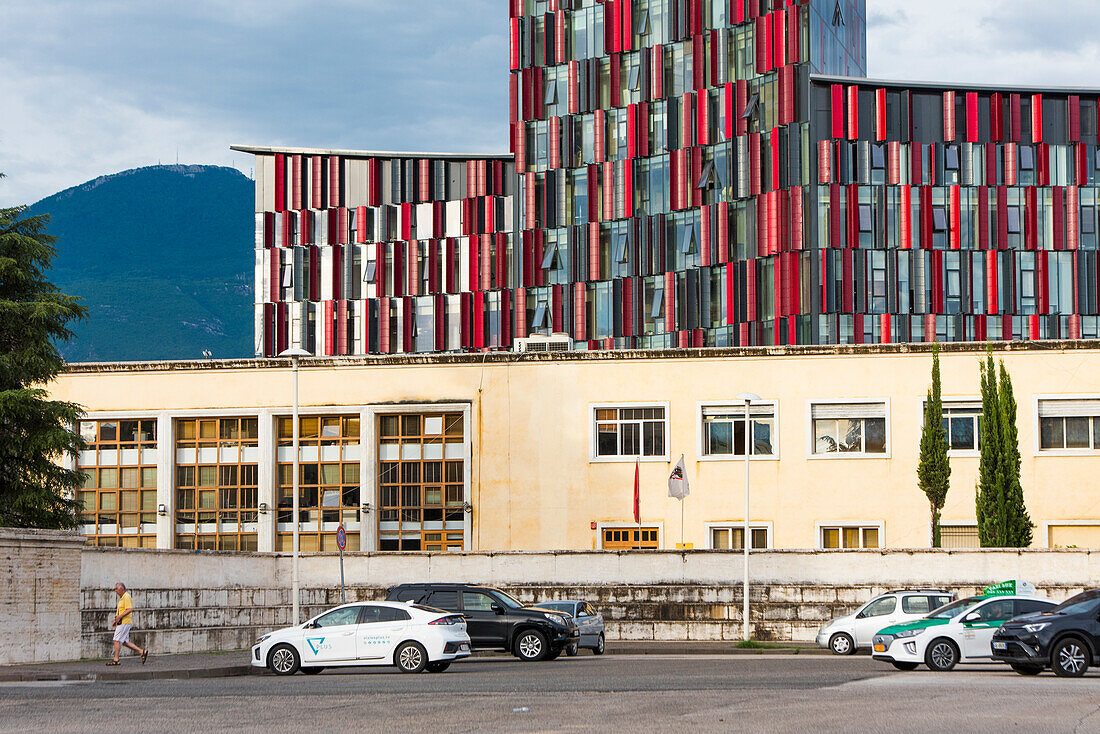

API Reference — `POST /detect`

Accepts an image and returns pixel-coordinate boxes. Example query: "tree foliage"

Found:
[0,174,88,528]
[976,353,1002,546]
[997,364,1033,546]
[917,344,951,547]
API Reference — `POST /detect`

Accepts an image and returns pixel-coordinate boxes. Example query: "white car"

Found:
[251,601,472,675]
[816,589,954,655]
[871,592,1057,671]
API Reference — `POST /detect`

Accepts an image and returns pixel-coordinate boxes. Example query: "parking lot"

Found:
[1,654,1097,733]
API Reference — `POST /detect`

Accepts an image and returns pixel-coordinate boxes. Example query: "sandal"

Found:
[106,660,120,666]
[141,650,148,664]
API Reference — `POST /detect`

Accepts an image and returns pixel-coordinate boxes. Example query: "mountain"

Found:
[27,165,254,362]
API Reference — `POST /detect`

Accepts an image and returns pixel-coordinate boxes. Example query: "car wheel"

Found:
[593,633,605,655]
[268,644,300,676]
[891,661,919,671]
[1010,664,1043,676]
[544,648,562,661]
[829,633,855,656]
[514,630,549,661]
[566,642,579,657]
[301,667,324,675]
[1052,638,1090,678]
[395,642,428,673]
[425,662,451,673]
[924,638,959,672]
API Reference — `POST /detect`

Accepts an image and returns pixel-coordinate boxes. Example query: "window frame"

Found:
[704,521,773,550]
[1041,520,1100,549]
[696,400,779,462]
[597,522,664,549]
[1033,394,1100,456]
[815,521,886,550]
[589,402,671,463]
[920,396,981,457]
[806,399,891,459]
[936,522,980,549]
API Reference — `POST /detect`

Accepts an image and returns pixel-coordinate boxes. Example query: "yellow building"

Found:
[48,341,1100,552]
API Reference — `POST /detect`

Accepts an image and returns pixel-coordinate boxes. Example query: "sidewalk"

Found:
[0,642,829,682]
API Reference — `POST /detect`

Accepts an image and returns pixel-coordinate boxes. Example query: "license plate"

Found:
[992,641,1007,650]
[873,644,886,652]
[459,643,470,652]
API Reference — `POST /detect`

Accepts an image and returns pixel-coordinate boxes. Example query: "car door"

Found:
[958,599,1017,660]
[851,596,899,646]
[356,605,411,662]
[577,603,601,645]
[300,606,362,664]
[462,591,507,648]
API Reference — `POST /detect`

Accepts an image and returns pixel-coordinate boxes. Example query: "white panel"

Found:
[1038,399,1100,417]
[320,247,334,302]
[255,304,266,357]
[141,448,158,464]
[262,155,275,211]
[219,446,240,463]
[379,443,400,460]
[256,249,268,305]
[811,402,887,419]
[120,448,139,465]
[447,295,462,351]
[445,443,464,460]
[78,450,96,467]
[416,202,433,239]
[502,195,513,228]
[424,443,444,460]
[446,200,462,237]
[702,405,773,417]
[197,447,218,464]
[99,449,118,465]
[301,445,319,462]
[241,446,260,462]
[254,154,266,212]
[177,448,197,464]
[276,446,294,462]
[459,237,470,292]
[401,443,422,460]
[320,445,341,461]
[342,445,360,461]
[425,416,444,435]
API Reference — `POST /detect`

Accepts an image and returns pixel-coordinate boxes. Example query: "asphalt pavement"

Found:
[1,654,1097,733]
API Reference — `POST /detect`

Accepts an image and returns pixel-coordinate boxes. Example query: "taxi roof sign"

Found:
[982,580,1035,597]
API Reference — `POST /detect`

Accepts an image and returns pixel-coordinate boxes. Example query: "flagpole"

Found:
[680,496,684,548]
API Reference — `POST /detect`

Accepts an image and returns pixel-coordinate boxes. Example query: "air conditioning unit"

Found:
[512,333,573,353]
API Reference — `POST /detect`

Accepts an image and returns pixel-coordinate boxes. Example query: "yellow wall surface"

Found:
[50,342,1100,550]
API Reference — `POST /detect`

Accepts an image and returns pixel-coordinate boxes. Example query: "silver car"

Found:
[538,600,605,656]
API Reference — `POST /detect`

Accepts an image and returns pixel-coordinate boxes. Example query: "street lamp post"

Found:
[279,347,311,624]
[734,391,761,642]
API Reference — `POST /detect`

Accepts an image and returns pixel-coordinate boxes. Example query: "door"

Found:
[356,605,411,661]
[577,603,601,645]
[958,599,1018,660]
[301,606,362,664]
[852,596,899,646]
[462,591,509,648]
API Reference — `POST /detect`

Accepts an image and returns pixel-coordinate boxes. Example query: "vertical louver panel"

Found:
[943,91,956,142]
[274,153,286,212]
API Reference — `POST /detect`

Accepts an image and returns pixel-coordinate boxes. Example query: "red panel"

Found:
[568,60,579,114]
[408,240,420,296]
[772,10,785,68]
[509,17,520,70]
[692,34,706,90]
[311,156,323,209]
[573,282,586,341]
[949,185,961,250]
[514,287,527,340]
[445,238,457,293]
[1068,185,1080,250]
[555,9,567,63]
[887,141,900,184]
[622,277,634,337]
[978,186,990,250]
[620,0,632,52]
[725,262,735,325]
[291,155,302,210]
[274,153,285,212]
[1004,143,1017,186]
[900,186,912,249]
[627,104,637,157]
[664,271,677,330]
[622,159,634,219]
[269,249,280,302]
[610,52,621,108]
[472,291,484,349]
[680,92,693,148]
[588,221,600,279]
[700,205,711,267]
[594,108,606,162]
[1031,94,1043,142]
[991,93,1003,142]
[367,159,381,206]
[696,89,709,145]
[875,88,886,141]
[604,161,616,218]
[1010,93,1022,141]
[736,80,749,136]
[401,297,413,352]
[324,300,335,356]
[770,129,780,191]
[943,91,956,142]
[966,92,979,142]
[846,85,858,139]
[309,246,319,300]
[1053,186,1065,251]
[329,157,342,207]
[790,187,803,250]
[818,140,832,183]
[551,284,563,333]
[717,201,730,263]
[755,17,768,73]
[779,65,794,125]
[1069,95,1081,142]
[910,143,923,186]
[332,244,343,301]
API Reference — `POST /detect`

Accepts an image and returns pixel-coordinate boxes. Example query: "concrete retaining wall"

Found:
[78,547,1100,658]
[0,528,85,665]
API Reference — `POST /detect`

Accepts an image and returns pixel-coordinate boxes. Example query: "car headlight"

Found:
[255,634,271,645]
[543,612,568,625]
[1023,623,1049,633]
[892,629,924,639]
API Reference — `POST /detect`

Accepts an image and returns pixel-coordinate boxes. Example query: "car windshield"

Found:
[927,596,983,620]
[1049,589,1100,616]
[537,602,574,613]
[489,589,524,609]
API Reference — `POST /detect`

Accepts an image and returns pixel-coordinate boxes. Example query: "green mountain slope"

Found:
[27,165,254,362]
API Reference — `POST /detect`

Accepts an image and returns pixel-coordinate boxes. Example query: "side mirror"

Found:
[491,603,504,615]
[577,609,589,618]
[963,612,980,622]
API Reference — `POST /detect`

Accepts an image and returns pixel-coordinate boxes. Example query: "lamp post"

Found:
[733,391,761,642]
[279,347,311,624]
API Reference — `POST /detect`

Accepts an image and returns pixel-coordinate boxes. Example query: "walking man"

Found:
[108,582,148,666]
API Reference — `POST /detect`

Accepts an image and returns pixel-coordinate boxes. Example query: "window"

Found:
[701,404,774,457]
[359,605,411,623]
[858,597,896,618]
[932,206,948,232]
[820,525,881,549]
[602,527,659,549]
[1007,206,1022,234]
[314,607,360,628]
[175,417,259,552]
[709,525,769,550]
[462,592,496,612]
[938,401,981,452]
[426,591,459,609]
[811,402,888,455]
[940,525,980,549]
[944,145,959,171]
[379,412,465,551]
[1038,399,1100,451]
[901,596,931,615]
[594,406,667,459]
[76,419,158,548]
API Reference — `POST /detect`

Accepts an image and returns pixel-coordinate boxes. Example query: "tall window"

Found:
[820,525,881,549]
[941,402,981,452]
[1038,399,1100,451]
[77,419,158,547]
[701,404,774,456]
[277,415,361,552]
[593,406,667,459]
[378,412,465,551]
[175,418,259,551]
[811,402,888,455]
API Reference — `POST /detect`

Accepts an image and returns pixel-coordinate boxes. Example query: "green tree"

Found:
[917,344,951,547]
[975,352,1002,546]
[997,363,1033,546]
[0,175,87,528]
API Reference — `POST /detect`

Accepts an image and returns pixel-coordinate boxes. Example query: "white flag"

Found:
[668,454,690,499]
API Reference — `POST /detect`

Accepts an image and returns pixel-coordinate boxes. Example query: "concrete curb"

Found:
[0,665,258,682]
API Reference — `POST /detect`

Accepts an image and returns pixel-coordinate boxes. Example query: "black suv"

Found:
[992,589,1100,677]
[386,583,579,661]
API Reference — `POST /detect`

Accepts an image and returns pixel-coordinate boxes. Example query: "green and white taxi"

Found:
[871,581,1057,672]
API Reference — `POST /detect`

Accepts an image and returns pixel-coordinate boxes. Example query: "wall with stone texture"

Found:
[0,528,85,665]
[79,547,1100,658]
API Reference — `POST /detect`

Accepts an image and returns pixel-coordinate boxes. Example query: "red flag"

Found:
[632,459,640,523]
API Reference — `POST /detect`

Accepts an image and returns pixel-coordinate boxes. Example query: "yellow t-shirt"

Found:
[116,591,133,625]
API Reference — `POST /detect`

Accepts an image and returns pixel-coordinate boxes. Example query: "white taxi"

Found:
[251,601,472,675]
[871,581,1056,672]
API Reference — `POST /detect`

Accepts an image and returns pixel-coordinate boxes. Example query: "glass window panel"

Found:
[141,467,157,488]
[843,527,860,548]
[198,466,217,486]
[99,468,118,488]
[753,419,773,455]
[120,467,140,488]
[1040,416,1064,449]
[949,416,975,450]
[199,420,217,439]
[100,422,118,442]
[839,419,863,452]
[1066,416,1090,448]
[864,418,887,453]
[862,527,880,548]
[814,420,838,453]
[822,528,840,549]
[320,464,341,485]
[706,420,733,455]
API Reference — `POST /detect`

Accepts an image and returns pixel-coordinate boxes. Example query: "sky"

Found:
[2,0,1099,207]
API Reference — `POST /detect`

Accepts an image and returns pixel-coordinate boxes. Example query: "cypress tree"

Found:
[975,352,1003,546]
[917,344,950,547]
[0,176,87,528]
[998,363,1033,546]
